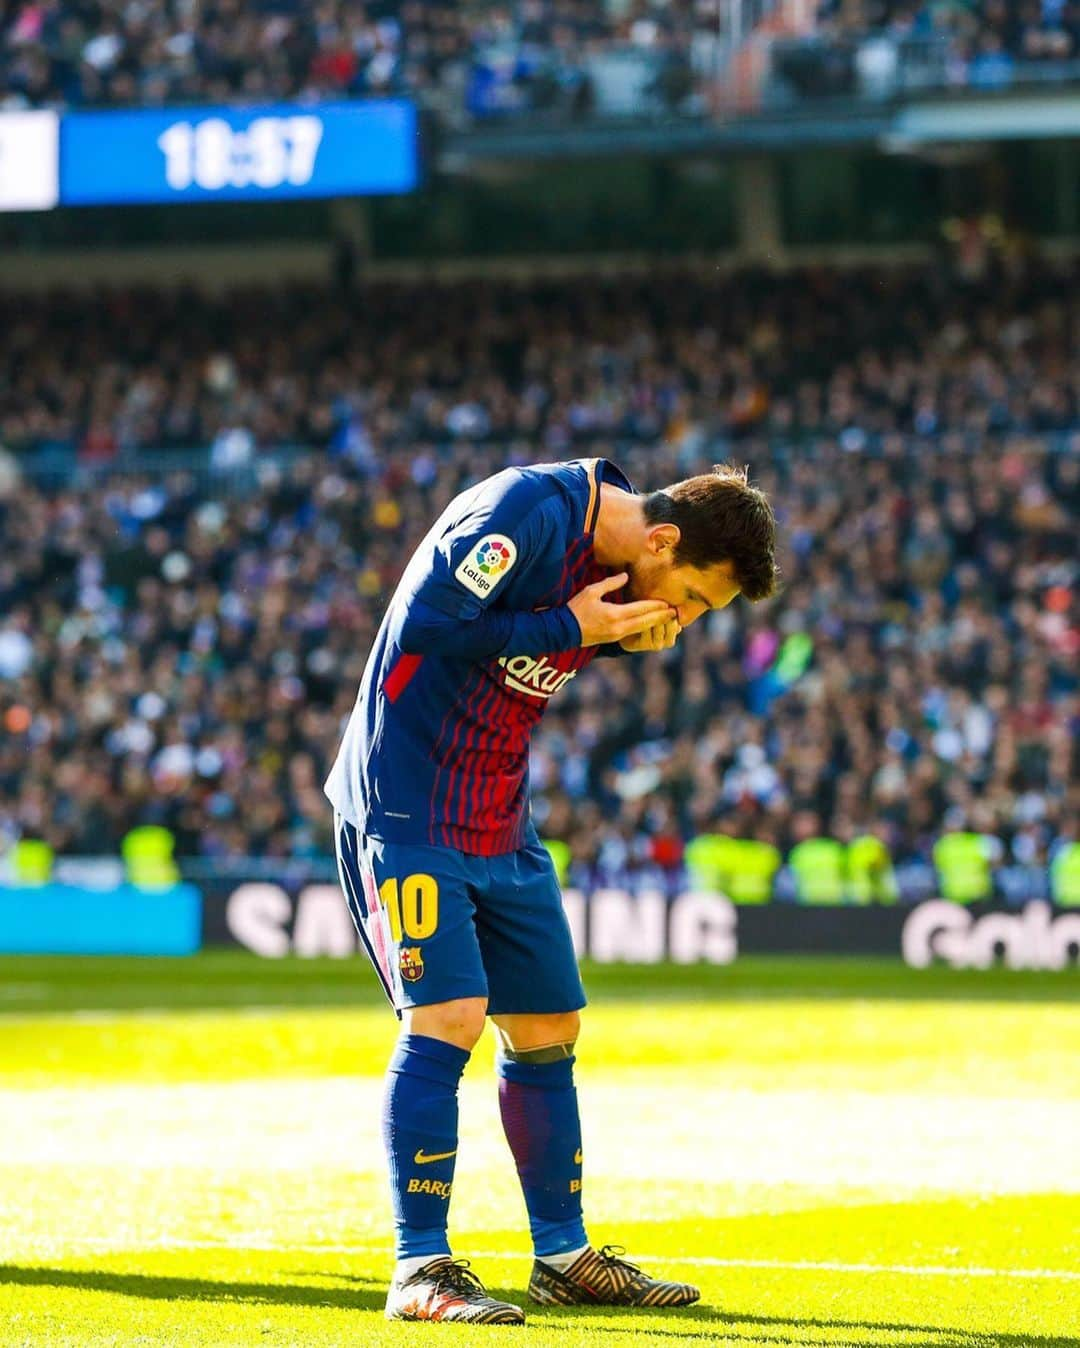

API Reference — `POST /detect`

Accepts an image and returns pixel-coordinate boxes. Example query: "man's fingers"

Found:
[570,576,675,646]
[615,599,676,623]
[615,608,675,639]
[616,615,667,639]
[591,571,629,596]
[615,615,682,651]
[651,619,681,649]
[653,619,681,649]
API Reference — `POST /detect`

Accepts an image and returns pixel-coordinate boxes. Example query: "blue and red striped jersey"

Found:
[324,457,634,855]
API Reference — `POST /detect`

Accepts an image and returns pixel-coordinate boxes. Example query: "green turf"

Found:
[1,955,1078,1346]
[3,952,1079,1015]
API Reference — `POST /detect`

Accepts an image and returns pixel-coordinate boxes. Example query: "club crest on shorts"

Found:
[399,946,425,982]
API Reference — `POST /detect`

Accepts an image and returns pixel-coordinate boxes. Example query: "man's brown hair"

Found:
[644,463,779,602]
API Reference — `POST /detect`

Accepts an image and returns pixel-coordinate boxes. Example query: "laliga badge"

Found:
[454,534,517,598]
[399,947,425,982]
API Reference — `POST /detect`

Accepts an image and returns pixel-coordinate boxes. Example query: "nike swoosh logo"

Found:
[574,1148,583,1165]
[414,1149,457,1165]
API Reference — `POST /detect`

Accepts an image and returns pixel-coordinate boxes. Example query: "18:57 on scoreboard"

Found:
[59,99,418,205]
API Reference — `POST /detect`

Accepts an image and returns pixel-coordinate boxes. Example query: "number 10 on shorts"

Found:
[378,873,440,941]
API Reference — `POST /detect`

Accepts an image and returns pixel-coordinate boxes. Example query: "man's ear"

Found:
[647,522,681,556]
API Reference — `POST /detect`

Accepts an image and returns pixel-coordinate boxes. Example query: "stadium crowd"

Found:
[815,0,1080,77]
[0,0,713,117]
[3,0,1075,118]
[0,264,1076,898]
[2,262,1078,463]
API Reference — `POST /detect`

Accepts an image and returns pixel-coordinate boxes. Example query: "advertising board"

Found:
[201,882,1080,970]
[5,877,1075,968]
[0,883,201,955]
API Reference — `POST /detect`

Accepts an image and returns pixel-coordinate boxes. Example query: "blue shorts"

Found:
[334,812,586,1017]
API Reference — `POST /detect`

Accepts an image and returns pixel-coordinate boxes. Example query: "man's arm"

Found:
[397,488,579,659]
[396,476,672,660]
[399,598,581,660]
[400,574,675,660]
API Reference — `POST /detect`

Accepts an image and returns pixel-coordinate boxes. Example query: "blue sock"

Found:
[497,1054,587,1257]
[382,1033,469,1262]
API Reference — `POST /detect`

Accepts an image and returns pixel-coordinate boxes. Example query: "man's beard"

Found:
[621,560,642,602]
[623,557,660,603]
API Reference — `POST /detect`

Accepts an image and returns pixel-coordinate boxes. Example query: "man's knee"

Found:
[493,1009,580,1062]
[404,996,488,1051]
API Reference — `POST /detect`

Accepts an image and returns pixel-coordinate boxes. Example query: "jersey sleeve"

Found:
[412,483,550,621]
[397,482,582,660]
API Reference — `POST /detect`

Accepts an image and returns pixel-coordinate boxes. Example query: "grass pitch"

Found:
[1,955,1078,1347]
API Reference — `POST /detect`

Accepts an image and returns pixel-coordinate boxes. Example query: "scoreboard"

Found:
[0,99,418,211]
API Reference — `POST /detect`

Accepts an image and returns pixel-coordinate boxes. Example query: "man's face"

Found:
[625,532,741,629]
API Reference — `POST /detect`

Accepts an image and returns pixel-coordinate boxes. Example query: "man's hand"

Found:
[618,615,681,652]
[568,572,675,647]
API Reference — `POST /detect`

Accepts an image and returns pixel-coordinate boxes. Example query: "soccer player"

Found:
[325,457,777,1324]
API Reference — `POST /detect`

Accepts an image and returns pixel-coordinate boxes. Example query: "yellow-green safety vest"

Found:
[121,825,180,890]
[788,837,846,905]
[10,837,54,885]
[932,832,994,905]
[541,838,572,887]
[725,838,781,905]
[1051,843,1080,907]
[684,833,739,895]
[847,834,898,905]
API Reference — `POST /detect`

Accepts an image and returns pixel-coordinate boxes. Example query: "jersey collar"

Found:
[585,457,636,533]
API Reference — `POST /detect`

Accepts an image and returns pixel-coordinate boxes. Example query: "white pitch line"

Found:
[673,1256,1080,1282]
[11,1236,1080,1283]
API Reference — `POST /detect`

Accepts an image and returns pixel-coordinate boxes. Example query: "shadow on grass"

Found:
[0,1263,388,1314]
[528,1300,1080,1348]
[7,1264,1075,1348]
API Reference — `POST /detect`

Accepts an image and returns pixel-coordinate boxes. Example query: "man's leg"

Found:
[479,840,699,1310]
[335,821,525,1323]
[491,1010,588,1263]
[386,998,487,1271]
